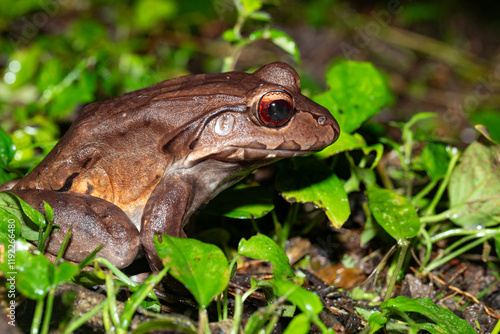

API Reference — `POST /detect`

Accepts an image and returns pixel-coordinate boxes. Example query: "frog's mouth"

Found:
[184,145,317,167]
[223,146,316,161]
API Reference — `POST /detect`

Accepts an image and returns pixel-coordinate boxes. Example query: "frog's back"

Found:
[13,70,260,217]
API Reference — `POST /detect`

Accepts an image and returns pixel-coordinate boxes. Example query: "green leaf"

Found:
[238,234,294,278]
[381,296,476,334]
[155,236,229,310]
[43,201,54,223]
[401,112,436,132]
[0,127,16,168]
[366,311,387,334]
[120,266,168,330]
[9,250,51,300]
[469,110,500,144]
[222,29,239,42]
[1,248,80,301]
[0,192,39,241]
[0,192,22,218]
[272,279,323,316]
[314,61,390,134]
[48,72,97,117]
[0,207,21,245]
[421,142,450,181]
[203,186,274,219]
[448,141,500,227]
[245,311,273,334]
[276,157,350,228]
[283,313,310,334]
[241,0,263,15]
[367,186,420,242]
[7,46,42,89]
[70,19,108,50]
[133,0,177,30]
[315,131,383,166]
[15,194,47,229]
[475,124,498,145]
[248,29,301,64]
[268,29,301,64]
[0,169,13,185]
[37,58,64,92]
[248,10,271,22]
[53,262,79,285]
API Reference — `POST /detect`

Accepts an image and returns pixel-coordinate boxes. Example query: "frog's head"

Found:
[182,62,339,168]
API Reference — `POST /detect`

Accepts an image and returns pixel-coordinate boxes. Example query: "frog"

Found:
[4,62,339,270]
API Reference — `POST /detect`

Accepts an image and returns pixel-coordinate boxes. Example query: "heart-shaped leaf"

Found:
[380,297,476,334]
[448,141,500,227]
[155,236,229,310]
[238,234,294,278]
[314,61,390,134]
[367,186,420,242]
[276,157,350,228]
[203,186,274,219]
[272,279,323,316]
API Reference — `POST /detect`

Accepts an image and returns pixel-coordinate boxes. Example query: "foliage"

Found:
[155,236,230,310]
[366,296,476,334]
[1,0,500,333]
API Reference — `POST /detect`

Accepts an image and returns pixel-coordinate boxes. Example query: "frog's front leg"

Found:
[7,190,140,268]
[140,174,192,271]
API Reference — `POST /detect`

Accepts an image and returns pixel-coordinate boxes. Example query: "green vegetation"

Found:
[1,0,500,333]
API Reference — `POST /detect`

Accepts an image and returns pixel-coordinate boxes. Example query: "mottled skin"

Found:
[5,62,339,270]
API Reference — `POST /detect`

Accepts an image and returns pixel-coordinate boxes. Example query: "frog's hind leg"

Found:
[7,190,140,269]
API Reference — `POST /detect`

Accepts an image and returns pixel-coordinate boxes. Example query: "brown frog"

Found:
[5,62,339,270]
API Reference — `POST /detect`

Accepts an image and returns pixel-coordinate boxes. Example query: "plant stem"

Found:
[434,234,478,263]
[430,227,500,243]
[403,130,413,201]
[280,203,299,248]
[419,226,433,268]
[31,298,45,334]
[55,228,73,264]
[412,179,438,205]
[216,294,222,322]
[223,285,229,320]
[93,257,158,301]
[425,235,491,272]
[222,0,246,72]
[384,242,409,302]
[230,293,243,334]
[264,315,279,334]
[376,160,395,191]
[40,287,55,334]
[419,209,455,224]
[105,271,121,332]
[197,308,209,334]
[62,300,106,334]
[423,149,460,216]
[312,316,331,333]
[119,266,168,331]
[102,302,111,332]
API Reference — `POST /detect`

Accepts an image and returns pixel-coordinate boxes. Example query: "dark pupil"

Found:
[268,100,291,122]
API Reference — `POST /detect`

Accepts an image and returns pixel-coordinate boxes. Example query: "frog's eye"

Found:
[257,91,294,127]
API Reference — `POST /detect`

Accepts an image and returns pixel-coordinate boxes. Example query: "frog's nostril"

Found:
[317,116,327,125]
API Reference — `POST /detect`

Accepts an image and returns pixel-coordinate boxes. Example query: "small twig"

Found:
[361,244,397,287]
